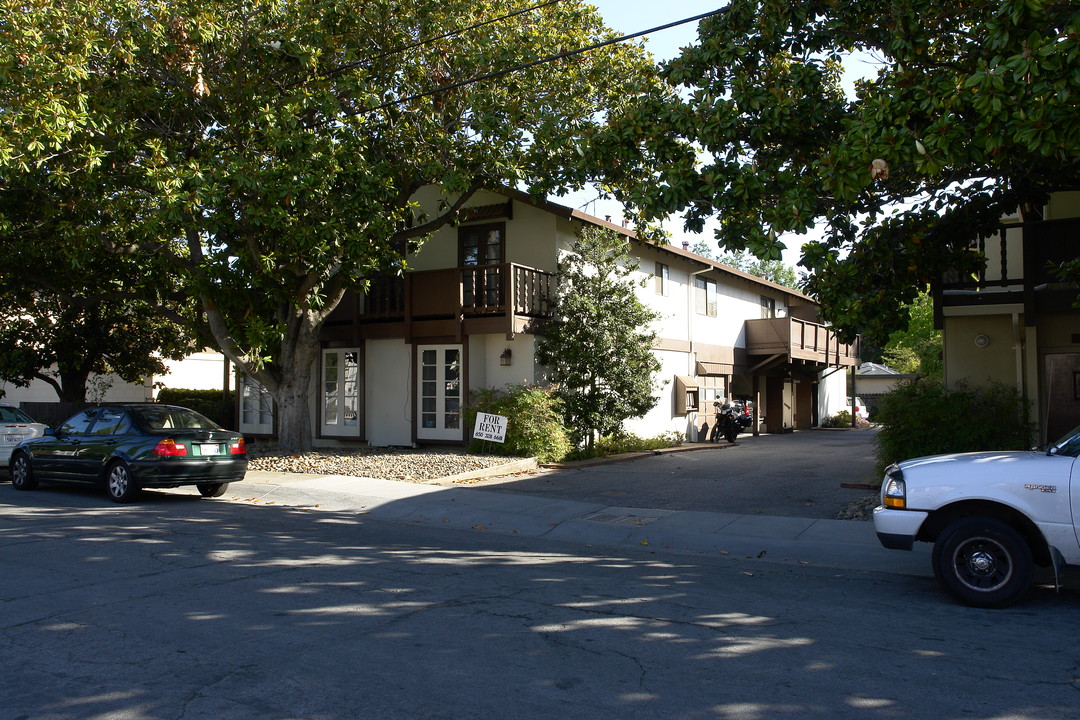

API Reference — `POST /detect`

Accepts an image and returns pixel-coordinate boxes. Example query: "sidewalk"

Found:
[231,469,932,578]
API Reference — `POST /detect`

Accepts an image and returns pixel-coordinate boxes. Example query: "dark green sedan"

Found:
[8,404,247,503]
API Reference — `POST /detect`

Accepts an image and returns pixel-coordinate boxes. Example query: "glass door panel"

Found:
[417,345,463,441]
[321,349,361,437]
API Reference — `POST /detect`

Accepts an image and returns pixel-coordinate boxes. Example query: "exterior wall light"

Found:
[974,334,990,348]
[500,348,512,366]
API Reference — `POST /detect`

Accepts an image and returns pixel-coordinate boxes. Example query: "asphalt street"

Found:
[476,428,883,519]
[4,487,1080,720]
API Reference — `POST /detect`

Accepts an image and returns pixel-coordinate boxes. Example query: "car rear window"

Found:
[0,407,35,424]
[134,407,221,432]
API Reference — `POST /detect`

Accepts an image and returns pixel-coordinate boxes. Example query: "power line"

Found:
[354,7,728,117]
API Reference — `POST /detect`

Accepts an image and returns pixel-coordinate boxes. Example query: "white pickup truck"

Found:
[873,424,1080,608]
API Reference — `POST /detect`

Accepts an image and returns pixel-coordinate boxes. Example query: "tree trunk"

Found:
[265,316,322,453]
[274,369,315,452]
[200,268,348,454]
[56,370,88,403]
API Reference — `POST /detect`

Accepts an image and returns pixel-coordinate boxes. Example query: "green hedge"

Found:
[157,388,236,430]
[874,379,1033,475]
[464,385,572,463]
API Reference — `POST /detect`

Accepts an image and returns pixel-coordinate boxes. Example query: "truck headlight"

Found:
[882,465,906,509]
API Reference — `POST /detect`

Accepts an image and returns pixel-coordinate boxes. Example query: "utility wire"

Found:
[354,7,728,117]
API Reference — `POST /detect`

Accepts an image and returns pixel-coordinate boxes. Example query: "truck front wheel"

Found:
[932,516,1034,608]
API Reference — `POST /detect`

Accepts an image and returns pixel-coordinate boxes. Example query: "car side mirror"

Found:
[44,428,56,437]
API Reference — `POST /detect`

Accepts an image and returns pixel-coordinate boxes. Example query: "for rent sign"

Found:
[472,412,508,443]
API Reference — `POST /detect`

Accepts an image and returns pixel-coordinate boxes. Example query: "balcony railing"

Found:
[360,263,556,321]
[939,217,1079,293]
[745,317,860,368]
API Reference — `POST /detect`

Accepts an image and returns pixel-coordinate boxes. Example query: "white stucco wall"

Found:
[364,339,414,447]
[622,349,686,440]
[157,352,231,393]
[817,368,851,421]
[1,373,151,404]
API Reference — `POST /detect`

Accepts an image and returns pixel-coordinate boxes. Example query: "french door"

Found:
[321,349,361,438]
[417,345,462,441]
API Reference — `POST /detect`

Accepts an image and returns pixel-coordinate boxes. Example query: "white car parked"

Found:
[0,404,48,465]
[874,424,1080,607]
[846,396,869,420]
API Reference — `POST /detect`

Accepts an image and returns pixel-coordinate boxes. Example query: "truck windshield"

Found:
[1050,426,1080,458]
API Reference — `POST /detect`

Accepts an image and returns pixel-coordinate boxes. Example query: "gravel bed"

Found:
[835,494,879,521]
[247,444,520,482]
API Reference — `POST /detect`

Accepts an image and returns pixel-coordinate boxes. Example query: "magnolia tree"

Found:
[0,1,664,449]
[536,226,662,448]
[597,0,1080,343]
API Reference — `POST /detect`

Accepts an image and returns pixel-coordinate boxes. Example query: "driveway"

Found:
[468,428,882,520]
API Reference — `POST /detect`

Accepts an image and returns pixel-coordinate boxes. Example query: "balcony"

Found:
[744,317,860,369]
[359,263,556,340]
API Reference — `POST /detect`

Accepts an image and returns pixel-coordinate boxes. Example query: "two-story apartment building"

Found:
[237,188,858,446]
[933,191,1080,443]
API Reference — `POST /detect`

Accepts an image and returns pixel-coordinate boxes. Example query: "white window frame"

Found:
[695,276,717,317]
[655,262,669,296]
[416,344,463,442]
[238,374,274,434]
[321,348,362,438]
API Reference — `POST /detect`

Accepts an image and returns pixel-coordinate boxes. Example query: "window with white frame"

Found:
[321,348,361,436]
[655,262,669,296]
[695,276,717,317]
[761,296,777,319]
[239,374,274,431]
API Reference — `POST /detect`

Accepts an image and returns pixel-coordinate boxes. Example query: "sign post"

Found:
[472,412,508,444]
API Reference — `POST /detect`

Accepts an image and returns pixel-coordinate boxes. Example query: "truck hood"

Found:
[898,450,1042,471]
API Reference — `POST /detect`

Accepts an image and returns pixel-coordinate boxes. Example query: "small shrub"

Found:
[874,379,1033,475]
[822,411,852,428]
[157,388,236,429]
[822,411,871,429]
[463,385,572,463]
[565,430,683,461]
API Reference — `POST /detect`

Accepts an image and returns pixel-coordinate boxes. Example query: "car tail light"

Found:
[152,438,188,457]
[229,438,246,455]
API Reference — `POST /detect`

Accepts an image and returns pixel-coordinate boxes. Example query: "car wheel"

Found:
[105,461,140,503]
[197,482,228,498]
[10,452,38,490]
[932,516,1034,608]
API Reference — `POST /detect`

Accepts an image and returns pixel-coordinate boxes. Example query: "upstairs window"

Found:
[695,277,717,317]
[761,296,777,319]
[655,262,669,296]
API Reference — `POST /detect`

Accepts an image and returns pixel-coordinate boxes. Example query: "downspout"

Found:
[688,266,713,441]
[687,267,712,376]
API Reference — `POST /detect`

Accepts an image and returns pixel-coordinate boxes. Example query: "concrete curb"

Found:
[228,472,930,577]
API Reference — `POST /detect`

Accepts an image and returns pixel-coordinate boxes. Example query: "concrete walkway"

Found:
[230,468,932,578]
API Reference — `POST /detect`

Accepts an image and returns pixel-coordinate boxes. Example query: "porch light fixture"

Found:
[500,348,512,366]
[974,334,990,348]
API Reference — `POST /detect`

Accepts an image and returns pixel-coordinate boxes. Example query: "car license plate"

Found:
[199,443,222,456]
[3,434,20,444]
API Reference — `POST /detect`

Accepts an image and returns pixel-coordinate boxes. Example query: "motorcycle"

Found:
[708,399,754,443]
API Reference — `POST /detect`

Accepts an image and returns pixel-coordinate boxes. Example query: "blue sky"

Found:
[588,1,723,62]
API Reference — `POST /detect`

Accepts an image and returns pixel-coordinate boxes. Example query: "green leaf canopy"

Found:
[0,0,664,448]
[607,0,1080,343]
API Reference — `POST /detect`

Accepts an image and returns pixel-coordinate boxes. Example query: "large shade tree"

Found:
[598,0,1080,343]
[0,0,664,449]
[0,171,199,402]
